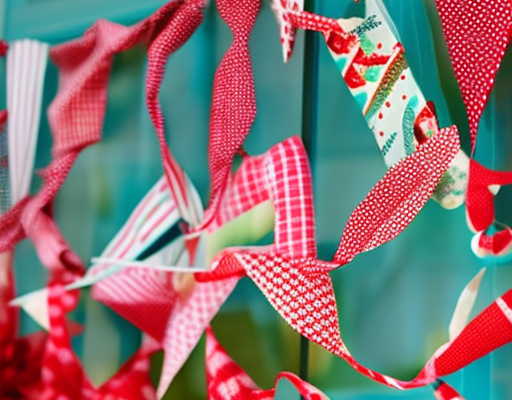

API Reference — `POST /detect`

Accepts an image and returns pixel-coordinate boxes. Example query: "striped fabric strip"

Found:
[6,40,49,205]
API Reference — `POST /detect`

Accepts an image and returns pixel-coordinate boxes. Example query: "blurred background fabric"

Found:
[0,0,511,399]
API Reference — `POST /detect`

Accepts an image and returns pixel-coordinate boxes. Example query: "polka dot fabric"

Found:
[335,126,460,264]
[435,0,512,150]
[199,0,260,231]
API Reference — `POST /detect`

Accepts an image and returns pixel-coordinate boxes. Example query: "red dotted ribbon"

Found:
[198,0,260,231]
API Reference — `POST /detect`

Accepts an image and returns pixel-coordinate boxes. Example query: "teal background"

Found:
[1,0,511,399]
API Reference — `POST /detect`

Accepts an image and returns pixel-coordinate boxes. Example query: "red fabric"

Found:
[334,126,460,264]
[435,0,512,151]
[197,0,260,231]
[206,327,330,400]
[0,40,7,57]
[435,0,512,240]
[210,136,317,258]
[146,0,207,227]
[38,283,158,400]
[466,159,512,232]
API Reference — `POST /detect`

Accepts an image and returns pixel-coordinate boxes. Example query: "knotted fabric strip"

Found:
[0,0,206,261]
[92,136,312,397]
[198,0,260,231]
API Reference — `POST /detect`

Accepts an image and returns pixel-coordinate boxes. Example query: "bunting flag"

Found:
[197,0,260,231]
[271,0,304,63]
[434,0,512,151]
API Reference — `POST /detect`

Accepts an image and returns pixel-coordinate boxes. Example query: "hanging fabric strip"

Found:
[324,1,469,210]
[434,0,512,151]
[434,0,512,255]
[196,0,260,231]
[0,0,206,260]
[206,326,332,400]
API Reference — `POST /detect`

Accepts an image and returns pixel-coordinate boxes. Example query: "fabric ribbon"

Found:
[197,0,260,231]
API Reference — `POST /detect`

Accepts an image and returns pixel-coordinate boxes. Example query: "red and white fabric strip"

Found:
[197,0,260,231]
[211,136,316,259]
[197,126,511,392]
[206,327,331,400]
[271,0,304,63]
[434,0,512,151]
[466,159,512,233]
[334,125,460,264]
[435,0,512,249]
[206,248,512,392]
[146,0,207,228]
[0,0,205,260]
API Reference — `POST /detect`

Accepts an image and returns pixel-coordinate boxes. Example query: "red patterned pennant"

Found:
[435,0,512,150]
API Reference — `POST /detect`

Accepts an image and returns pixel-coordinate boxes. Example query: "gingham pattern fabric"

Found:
[0,0,203,255]
[210,136,316,258]
[434,0,512,151]
[206,327,331,400]
[94,137,316,398]
[197,0,260,231]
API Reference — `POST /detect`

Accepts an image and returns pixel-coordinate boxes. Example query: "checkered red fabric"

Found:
[0,0,204,257]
